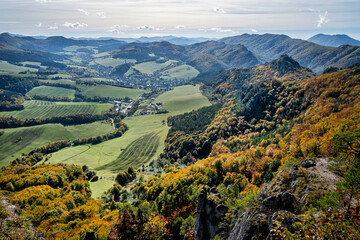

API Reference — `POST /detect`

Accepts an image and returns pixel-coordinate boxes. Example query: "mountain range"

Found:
[1,32,360,74]
[308,33,360,47]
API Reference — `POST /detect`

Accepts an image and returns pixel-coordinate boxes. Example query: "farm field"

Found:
[28,86,76,99]
[162,64,199,80]
[79,84,148,99]
[39,79,76,85]
[0,121,114,167]
[48,84,211,198]
[0,100,112,119]
[93,58,136,67]
[133,60,176,74]
[0,60,38,73]
[78,77,114,83]
[63,45,97,52]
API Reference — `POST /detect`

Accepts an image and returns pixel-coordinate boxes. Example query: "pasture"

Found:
[28,86,76,99]
[93,58,136,67]
[0,100,112,119]
[79,84,148,99]
[0,121,114,167]
[40,79,76,85]
[78,77,114,83]
[47,84,211,198]
[0,60,38,73]
[161,64,199,80]
[133,60,176,74]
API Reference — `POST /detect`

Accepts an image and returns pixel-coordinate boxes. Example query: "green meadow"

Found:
[161,64,199,80]
[47,84,211,198]
[79,84,148,99]
[0,100,112,119]
[0,60,38,73]
[0,121,114,167]
[28,86,76,99]
[133,60,176,74]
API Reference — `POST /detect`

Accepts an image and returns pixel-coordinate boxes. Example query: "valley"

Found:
[0,31,359,240]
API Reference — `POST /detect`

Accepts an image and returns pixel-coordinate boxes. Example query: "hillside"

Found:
[104,63,360,239]
[111,40,259,72]
[0,41,61,64]
[308,33,360,47]
[0,33,126,53]
[221,33,360,74]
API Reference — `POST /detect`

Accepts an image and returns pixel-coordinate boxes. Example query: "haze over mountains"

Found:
[308,33,360,47]
[1,32,360,74]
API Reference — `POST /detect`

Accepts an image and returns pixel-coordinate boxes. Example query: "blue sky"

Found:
[0,0,359,39]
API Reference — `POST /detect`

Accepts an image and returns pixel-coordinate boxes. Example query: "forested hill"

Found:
[104,62,360,239]
[0,33,126,53]
[220,33,360,74]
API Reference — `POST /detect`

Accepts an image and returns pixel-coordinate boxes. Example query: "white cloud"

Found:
[175,25,185,29]
[78,9,89,16]
[111,24,128,28]
[213,8,226,14]
[96,12,106,18]
[138,25,161,31]
[210,27,234,33]
[35,22,42,28]
[48,25,58,30]
[251,29,258,33]
[62,22,88,29]
[108,29,122,34]
[35,0,50,3]
[317,11,329,27]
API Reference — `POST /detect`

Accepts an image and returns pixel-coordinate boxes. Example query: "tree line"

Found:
[0,112,125,129]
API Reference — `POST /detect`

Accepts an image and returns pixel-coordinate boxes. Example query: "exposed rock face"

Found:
[229,212,269,240]
[229,158,341,240]
[301,158,316,168]
[268,210,300,233]
[194,188,228,240]
[260,192,299,214]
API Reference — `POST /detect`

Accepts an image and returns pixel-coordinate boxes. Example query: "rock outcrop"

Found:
[194,187,228,240]
[229,158,341,240]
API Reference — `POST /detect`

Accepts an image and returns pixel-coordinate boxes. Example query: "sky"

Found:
[0,0,359,40]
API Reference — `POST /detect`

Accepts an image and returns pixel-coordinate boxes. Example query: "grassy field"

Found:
[40,79,76,85]
[162,64,199,80]
[0,121,114,167]
[133,60,176,74]
[79,84,148,99]
[93,58,136,67]
[0,100,112,119]
[0,60,38,73]
[28,86,76,99]
[78,77,114,83]
[48,84,211,198]
[155,84,211,115]
[63,45,97,52]
[93,52,110,58]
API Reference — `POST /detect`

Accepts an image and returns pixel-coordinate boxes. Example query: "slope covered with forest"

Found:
[0,51,359,240]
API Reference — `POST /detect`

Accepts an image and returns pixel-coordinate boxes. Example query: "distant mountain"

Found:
[0,41,62,64]
[0,33,126,53]
[6,32,48,39]
[71,36,215,45]
[220,33,360,74]
[111,40,259,72]
[308,34,360,47]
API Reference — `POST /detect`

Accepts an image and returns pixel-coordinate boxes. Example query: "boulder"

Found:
[301,159,316,168]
